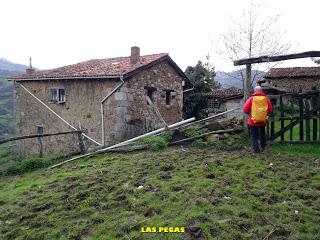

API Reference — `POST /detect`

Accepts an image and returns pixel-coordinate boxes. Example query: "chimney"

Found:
[130,46,140,66]
[26,57,35,74]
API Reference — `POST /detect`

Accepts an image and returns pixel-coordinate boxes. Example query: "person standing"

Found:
[243,86,273,154]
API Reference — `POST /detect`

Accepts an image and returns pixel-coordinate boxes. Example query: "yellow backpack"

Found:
[251,96,268,123]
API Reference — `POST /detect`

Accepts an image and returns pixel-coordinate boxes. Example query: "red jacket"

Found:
[243,92,273,126]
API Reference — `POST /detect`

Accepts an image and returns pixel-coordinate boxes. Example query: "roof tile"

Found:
[265,67,320,78]
[9,53,168,80]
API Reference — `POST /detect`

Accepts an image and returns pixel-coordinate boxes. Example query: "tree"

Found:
[216,1,292,93]
[312,58,320,64]
[183,60,220,119]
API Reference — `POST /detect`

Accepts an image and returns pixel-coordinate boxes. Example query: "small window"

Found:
[50,88,66,103]
[144,86,157,104]
[164,89,174,105]
[36,125,44,135]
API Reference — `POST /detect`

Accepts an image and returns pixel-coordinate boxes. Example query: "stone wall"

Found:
[15,79,119,155]
[213,98,243,120]
[225,98,243,120]
[105,61,184,145]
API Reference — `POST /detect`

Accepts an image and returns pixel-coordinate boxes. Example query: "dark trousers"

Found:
[249,125,266,154]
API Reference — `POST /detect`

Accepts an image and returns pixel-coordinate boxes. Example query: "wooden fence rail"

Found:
[0,130,82,145]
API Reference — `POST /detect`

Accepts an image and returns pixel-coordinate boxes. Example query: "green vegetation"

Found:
[0,147,70,177]
[0,77,15,137]
[0,142,319,239]
[138,131,172,151]
[183,60,220,119]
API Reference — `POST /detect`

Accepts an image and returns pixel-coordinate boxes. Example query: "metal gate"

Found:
[267,90,320,143]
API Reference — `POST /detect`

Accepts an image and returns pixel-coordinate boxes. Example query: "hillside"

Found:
[0,143,319,239]
[0,58,28,138]
[215,70,265,89]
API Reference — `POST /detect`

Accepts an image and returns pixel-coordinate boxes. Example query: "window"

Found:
[164,89,174,105]
[208,98,220,109]
[144,86,157,104]
[50,88,66,103]
[36,125,44,135]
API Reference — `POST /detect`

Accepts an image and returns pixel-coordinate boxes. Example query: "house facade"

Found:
[204,87,244,120]
[9,47,192,155]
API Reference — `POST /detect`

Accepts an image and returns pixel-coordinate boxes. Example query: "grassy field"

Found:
[0,141,319,239]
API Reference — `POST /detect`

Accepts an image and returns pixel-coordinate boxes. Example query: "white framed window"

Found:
[49,88,66,103]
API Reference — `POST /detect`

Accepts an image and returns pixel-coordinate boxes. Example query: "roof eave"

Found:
[7,75,121,81]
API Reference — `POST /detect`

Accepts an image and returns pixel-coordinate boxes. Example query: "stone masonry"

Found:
[13,54,187,155]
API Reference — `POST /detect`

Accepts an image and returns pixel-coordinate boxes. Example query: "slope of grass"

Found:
[0,144,319,239]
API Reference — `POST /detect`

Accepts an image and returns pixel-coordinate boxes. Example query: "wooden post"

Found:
[299,95,304,143]
[280,95,284,143]
[36,125,44,157]
[243,64,252,133]
[305,100,311,142]
[77,123,85,154]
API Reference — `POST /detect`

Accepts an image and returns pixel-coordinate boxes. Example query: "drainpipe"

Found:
[183,86,194,93]
[100,75,125,146]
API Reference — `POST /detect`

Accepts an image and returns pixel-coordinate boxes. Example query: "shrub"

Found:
[3,155,65,176]
[138,131,172,151]
[192,139,209,147]
[183,127,209,138]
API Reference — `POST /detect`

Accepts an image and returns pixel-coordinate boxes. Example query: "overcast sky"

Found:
[1,0,319,71]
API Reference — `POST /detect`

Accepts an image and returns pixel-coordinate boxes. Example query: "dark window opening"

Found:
[144,86,157,104]
[36,125,44,135]
[50,88,66,103]
[164,89,174,105]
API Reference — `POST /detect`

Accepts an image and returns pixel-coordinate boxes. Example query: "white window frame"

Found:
[49,88,66,103]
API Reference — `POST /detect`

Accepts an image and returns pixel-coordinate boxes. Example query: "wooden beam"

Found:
[234,51,320,66]
[0,130,81,145]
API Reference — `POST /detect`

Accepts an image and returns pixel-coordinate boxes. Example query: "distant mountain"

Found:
[0,58,28,138]
[215,69,265,89]
[0,58,27,73]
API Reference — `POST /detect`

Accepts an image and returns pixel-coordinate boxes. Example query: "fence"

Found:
[0,130,85,157]
[267,90,320,143]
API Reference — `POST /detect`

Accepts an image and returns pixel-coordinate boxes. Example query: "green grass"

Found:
[273,119,319,141]
[0,143,319,239]
[0,148,72,177]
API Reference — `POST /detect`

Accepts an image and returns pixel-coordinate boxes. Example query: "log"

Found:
[234,51,320,66]
[176,108,240,129]
[0,130,81,145]
[169,128,240,145]
[106,144,149,153]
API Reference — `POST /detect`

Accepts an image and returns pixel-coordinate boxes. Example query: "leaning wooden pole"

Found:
[48,117,195,169]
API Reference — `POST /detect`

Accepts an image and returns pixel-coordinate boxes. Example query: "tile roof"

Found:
[204,87,243,99]
[267,78,320,93]
[9,53,168,80]
[265,67,320,78]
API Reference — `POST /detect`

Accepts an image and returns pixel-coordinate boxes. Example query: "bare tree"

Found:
[215,1,292,90]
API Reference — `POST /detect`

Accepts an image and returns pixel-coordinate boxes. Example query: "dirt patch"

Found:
[144,208,156,217]
[183,218,208,240]
[160,164,175,171]
[32,203,52,212]
[75,191,90,201]
[159,172,172,180]
[115,193,126,201]
[206,173,216,179]
[170,185,185,192]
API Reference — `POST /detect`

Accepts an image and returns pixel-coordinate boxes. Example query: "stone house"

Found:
[204,87,243,120]
[9,47,192,155]
[258,67,320,106]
